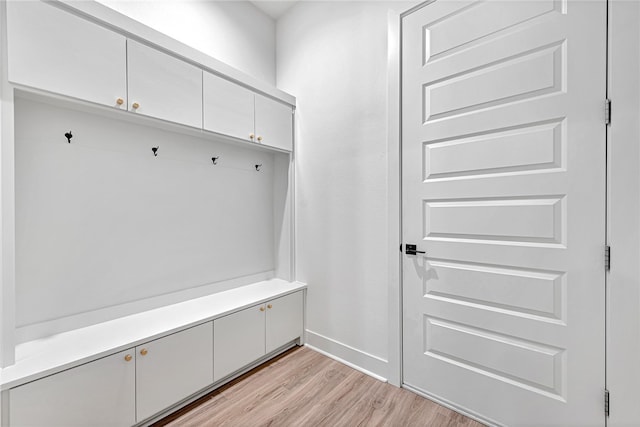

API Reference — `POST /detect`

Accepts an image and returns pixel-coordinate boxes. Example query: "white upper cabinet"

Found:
[127,40,203,128]
[135,322,214,422]
[6,1,127,108]
[204,72,294,151]
[255,95,294,152]
[9,349,136,427]
[203,71,255,142]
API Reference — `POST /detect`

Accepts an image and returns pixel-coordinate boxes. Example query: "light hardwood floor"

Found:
[153,346,485,427]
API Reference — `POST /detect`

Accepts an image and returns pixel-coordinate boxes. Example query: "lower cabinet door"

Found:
[135,322,214,422]
[214,304,266,381]
[266,291,304,354]
[9,349,136,427]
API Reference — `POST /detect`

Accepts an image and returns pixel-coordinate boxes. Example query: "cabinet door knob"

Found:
[257,136,263,142]
[259,306,265,312]
[116,97,124,106]
[140,348,148,356]
[132,102,140,109]
[124,354,132,362]
[267,304,273,309]
[249,133,255,140]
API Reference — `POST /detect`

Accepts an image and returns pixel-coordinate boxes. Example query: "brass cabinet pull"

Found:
[249,133,255,140]
[132,102,140,109]
[116,98,124,106]
[267,304,273,309]
[257,136,263,142]
[124,354,132,362]
[259,306,265,312]
[140,348,148,356]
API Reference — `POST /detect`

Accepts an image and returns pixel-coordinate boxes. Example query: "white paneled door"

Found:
[402,1,606,426]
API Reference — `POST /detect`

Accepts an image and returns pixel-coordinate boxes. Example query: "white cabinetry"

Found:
[135,322,214,422]
[214,291,303,381]
[214,302,266,381]
[9,349,136,427]
[266,291,304,353]
[203,71,255,141]
[6,1,127,108]
[255,95,294,152]
[204,72,294,151]
[127,40,203,128]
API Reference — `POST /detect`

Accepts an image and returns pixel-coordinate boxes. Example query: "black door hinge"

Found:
[605,245,611,271]
[605,389,610,417]
[605,99,612,125]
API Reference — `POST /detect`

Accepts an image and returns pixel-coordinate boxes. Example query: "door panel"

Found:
[213,304,266,381]
[402,1,606,425]
[6,1,126,108]
[9,350,136,427]
[255,95,293,151]
[135,322,214,422]
[127,40,202,128]
[266,291,303,353]
[203,71,255,142]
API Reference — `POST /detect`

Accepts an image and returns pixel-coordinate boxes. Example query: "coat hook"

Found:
[255,164,262,172]
[152,146,159,157]
[64,131,73,144]
[212,156,219,165]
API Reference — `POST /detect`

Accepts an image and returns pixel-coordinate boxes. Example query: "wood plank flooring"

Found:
[153,346,485,427]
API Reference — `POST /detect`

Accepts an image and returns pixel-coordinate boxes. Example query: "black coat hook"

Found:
[255,164,262,172]
[152,146,159,157]
[212,156,219,165]
[64,131,73,144]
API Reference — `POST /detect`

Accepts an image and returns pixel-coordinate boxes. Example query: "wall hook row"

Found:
[64,131,73,144]
[152,146,159,157]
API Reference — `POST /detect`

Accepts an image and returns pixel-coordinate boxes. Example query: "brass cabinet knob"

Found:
[116,98,124,106]
[124,354,132,362]
[259,306,265,312]
[249,133,255,140]
[140,348,148,356]
[257,136,263,142]
[267,304,273,309]
[132,102,140,109]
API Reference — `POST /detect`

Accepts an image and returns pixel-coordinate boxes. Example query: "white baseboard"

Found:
[305,329,388,382]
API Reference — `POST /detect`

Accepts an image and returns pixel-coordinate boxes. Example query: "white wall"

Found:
[277,1,416,380]
[14,95,286,340]
[96,0,277,85]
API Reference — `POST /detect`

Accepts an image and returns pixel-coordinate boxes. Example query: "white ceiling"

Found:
[249,1,299,19]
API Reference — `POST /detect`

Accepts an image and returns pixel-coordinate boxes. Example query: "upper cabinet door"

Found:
[203,71,255,142]
[6,1,127,108]
[254,95,293,151]
[127,40,203,128]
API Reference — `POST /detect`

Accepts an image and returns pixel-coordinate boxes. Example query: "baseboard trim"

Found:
[402,383,503,427]
[304,329,388,382]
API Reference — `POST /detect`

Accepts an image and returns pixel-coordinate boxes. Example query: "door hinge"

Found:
[605,245,611,271]
[605,389,610,417]
[605,99,612,125]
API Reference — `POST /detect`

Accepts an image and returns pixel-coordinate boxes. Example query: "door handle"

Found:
[403,244,426,256]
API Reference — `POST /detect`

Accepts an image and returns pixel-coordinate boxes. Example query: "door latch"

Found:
[404,244,426,256]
